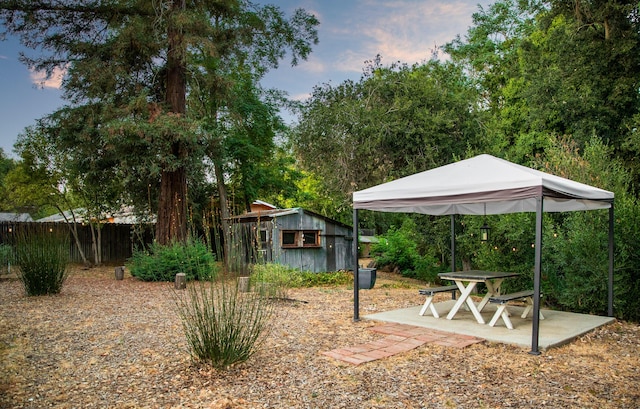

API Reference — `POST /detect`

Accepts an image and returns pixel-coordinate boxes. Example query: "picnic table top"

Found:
[438,270,520,281]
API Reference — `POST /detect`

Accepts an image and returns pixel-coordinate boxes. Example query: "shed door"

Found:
[326,223,336,272]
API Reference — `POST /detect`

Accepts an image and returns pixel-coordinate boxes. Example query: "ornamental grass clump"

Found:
[174,278,276,369]
[15,225,69,296]
[0,244,14,275]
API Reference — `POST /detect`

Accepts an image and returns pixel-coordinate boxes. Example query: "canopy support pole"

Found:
[450,214,456,272]
[530,197,543,355]
[353,209,360,321]
[608,203,614,317]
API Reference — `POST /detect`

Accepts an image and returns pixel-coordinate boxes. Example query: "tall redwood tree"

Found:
[1,0,318,245]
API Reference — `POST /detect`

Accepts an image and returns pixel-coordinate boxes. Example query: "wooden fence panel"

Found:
[0,221,154,264]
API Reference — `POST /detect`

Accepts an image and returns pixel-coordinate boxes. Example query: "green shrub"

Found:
[250,263,300,299]
[249,264,352,296]
[369,218,448,284]
[413,254,448,283]
[371,234,416,274]
[14,226,69,296]
[174,278,276,369]
[128,238,216,282]
[294,270,352,287]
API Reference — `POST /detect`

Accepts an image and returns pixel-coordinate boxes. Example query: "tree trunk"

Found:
[156,0,188,245]
[156,167,188,245]
[214,159,232,269]
[89,222,100,265]
[57,206,91,266]
[97,225,102,264]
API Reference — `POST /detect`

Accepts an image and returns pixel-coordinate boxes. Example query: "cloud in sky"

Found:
[29,65,66,89]
[297,54,327,74]
[325,0,482,73]
[290,92,313,102]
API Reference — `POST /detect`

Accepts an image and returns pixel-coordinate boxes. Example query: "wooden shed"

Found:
[231,207,353,273]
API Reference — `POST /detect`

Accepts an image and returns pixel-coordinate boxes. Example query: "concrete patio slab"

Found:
[363,300,615,351]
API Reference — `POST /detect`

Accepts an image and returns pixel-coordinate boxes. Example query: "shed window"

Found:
[303,231,319,247]
[281,230,321,248]
[282,231,297,246]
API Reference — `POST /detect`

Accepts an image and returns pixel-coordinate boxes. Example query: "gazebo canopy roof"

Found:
[353,154,614,215]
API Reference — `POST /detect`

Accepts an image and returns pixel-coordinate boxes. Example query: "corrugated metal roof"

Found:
[231,207,352,229]
[0,212,33,222]
[36,207,155,224]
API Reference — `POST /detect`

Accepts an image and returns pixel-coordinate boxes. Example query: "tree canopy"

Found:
[293,57,483,216]
[0,0,319,244]
[291,0,640,320]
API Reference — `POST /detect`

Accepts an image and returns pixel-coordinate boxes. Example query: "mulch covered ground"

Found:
[1,266,639,408]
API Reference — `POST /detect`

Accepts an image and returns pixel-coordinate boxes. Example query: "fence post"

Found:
[238,276,250,292]
[115,266,125,280]
[175,273,186,289]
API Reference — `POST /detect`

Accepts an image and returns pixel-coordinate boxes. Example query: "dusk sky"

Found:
[0,0,492,158]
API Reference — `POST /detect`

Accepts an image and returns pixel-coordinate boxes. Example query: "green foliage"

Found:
[249,263,352,297]
[1,0,319,245]
[460,212,560,296]
[293,271,352,288]
[412,254,449,284]
[371,223,417,273]
[293,58,483,221]
[0,148,17,212]
[250,263,299,299]
[270,168,347,224]
[371,219,446,283]
[545,211,610,313]
[525,2,640,151]
[14,225,69,296]
[537,138,640,320]
[128,239,216,282]
[174,278,276,369]
[4,141,65,214]
[446,0,640,178]
[608,195,640,321]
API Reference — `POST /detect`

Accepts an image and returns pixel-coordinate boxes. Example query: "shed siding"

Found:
[243,209,352,273]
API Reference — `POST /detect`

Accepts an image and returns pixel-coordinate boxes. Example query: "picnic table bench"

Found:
[488,290,544,329]
[418,285,458,318]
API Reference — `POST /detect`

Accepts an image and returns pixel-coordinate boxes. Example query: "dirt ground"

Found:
[1,265,639,408]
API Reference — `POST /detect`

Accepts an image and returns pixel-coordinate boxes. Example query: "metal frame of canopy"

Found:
[351,155,614,355]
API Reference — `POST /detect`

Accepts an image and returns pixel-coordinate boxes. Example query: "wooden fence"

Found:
[0,221,154,264]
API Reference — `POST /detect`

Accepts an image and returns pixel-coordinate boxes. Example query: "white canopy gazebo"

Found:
[352,154,615,354]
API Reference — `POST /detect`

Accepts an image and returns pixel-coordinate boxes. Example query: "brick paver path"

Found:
[321,323,484,365]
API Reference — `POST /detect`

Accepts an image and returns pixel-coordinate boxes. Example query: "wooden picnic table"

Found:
[437,270,519,324]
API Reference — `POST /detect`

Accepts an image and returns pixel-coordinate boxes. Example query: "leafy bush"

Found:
[174,278,276,369]
[128,238,216,282]
[250,263,300,299]
[371,232,417,274]
[370,219,446,282]
[14,225,69,296]
[413,253,448,284]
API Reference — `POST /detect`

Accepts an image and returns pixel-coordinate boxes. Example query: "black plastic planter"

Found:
[358,268,377,289]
